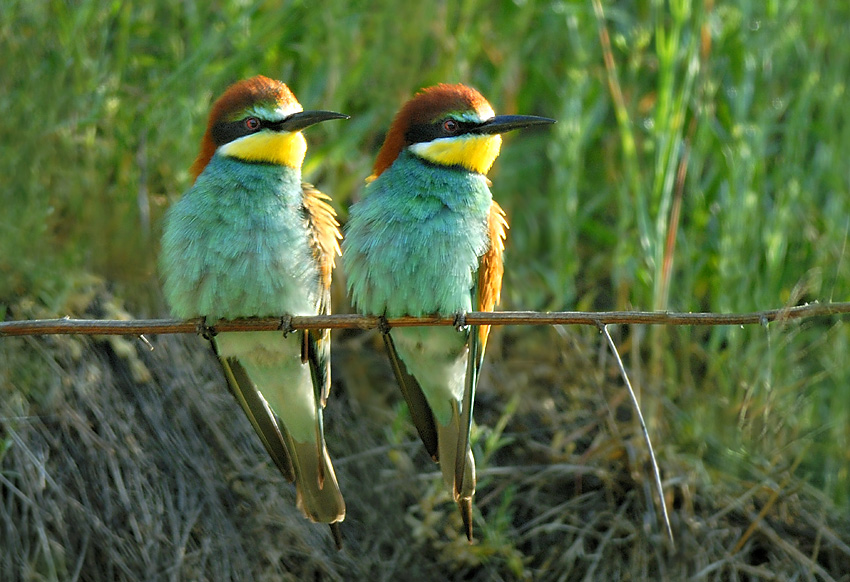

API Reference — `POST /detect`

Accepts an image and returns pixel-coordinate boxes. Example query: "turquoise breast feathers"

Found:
[343,149,493,318]
[160,154,318,320]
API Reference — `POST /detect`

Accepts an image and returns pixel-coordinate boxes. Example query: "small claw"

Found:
[279,315,294,338]
[138,334,154,351]
[458,497,474,543]
[195,316,217,340]
[378,314,392,335]
[453,311,468,332]
[329,523,344,550]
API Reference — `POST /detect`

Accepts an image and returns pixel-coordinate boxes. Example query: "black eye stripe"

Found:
[405,119,476,144]
[211,119,258,146]
[211,117,288,146]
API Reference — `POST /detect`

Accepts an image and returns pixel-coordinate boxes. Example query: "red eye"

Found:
[442,119,459,133]
[245,117,261,130]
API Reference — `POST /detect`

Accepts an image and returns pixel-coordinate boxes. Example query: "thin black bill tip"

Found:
[278,109,350,132]
[471,114,556,135]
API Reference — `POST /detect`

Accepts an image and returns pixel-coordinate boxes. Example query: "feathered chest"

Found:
[343,152,493,317]
[160,157,318,319]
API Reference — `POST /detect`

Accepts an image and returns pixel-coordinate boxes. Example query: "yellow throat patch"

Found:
[219,130,308,169]
[411,133,503,175]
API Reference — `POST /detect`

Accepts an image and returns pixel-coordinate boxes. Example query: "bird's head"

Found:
[370,83,554,179]
[190,75,347,180]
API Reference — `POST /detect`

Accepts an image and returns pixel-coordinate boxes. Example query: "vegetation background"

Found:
[2,0,849,579]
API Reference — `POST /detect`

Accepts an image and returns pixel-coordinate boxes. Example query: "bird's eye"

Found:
[244,117,261,131]
[442,119,459,133]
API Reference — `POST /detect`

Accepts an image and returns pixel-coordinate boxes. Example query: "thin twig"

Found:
[598,323,675,548]
[1,302,848,337]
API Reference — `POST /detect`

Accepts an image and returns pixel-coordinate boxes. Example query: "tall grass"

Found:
[2,0,847,513]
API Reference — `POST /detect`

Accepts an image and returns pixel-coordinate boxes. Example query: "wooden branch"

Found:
[1,302,848,338]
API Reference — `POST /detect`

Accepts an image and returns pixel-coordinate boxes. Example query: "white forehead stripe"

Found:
[247,101,303,123]
[455,104,495,124]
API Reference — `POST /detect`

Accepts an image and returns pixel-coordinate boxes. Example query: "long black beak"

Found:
[274,110,350,132]
[470,114,556,135]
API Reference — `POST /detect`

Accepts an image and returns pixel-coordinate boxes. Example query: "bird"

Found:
[159,75,348,546]
[342,83,554,540]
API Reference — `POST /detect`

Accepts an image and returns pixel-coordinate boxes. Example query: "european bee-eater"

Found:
[342,83,554,540]
[159,75,348,545]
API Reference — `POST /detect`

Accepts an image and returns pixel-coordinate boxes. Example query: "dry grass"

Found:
[2,290,849,581]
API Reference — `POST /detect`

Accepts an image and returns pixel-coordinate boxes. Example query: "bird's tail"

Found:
[437,404,476,540]
[213,339,345,529]
[383,329,478,540]
[287,434,346,524]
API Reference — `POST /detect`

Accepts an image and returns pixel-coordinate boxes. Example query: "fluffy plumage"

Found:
[343,84,524,541]
[345,83,553,540]
[160,77,345,544]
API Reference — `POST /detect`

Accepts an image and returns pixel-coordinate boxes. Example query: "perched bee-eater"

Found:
[342,83,554,540]
[159,75,348,545]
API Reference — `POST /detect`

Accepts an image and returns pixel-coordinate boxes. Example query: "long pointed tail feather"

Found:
[438,402,476,540]
[457,282,486,501]
[288,437,346,524]
[305,330,329,487]
[456,323,481,499]
[382,331,440,461]
[212,340,345,527]
[213,345,296,483]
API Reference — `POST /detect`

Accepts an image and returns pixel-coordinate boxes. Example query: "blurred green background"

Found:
[2,0,849,575]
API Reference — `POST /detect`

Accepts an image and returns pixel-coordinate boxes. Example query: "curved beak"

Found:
[470,114,556,135]
[275,110,350,132]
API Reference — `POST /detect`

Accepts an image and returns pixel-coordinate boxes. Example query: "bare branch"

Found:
[1,301,849,337]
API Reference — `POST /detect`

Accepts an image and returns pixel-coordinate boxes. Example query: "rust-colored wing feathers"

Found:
[302,183,342,405]
[477,201,508,347]
[302,183,342,313]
